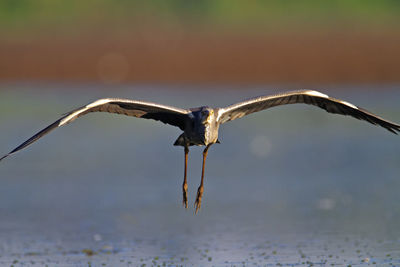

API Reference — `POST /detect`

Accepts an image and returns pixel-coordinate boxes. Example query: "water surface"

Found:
[1,84,400,266]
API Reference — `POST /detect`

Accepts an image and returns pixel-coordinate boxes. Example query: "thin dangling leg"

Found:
[194,144,211,214]
[182,146,189,209]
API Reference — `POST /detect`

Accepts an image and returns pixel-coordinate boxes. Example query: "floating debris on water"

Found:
[82,249,96,256]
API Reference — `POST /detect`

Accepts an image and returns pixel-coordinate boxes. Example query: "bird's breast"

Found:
[183,121,218,146]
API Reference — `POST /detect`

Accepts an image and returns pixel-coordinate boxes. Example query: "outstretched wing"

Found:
[0,98,190,161]
[217,90,400,134]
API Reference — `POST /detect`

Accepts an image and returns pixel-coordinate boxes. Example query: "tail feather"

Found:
[173,133,185,146]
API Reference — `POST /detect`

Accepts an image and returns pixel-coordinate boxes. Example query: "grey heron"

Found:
[1,90,399,213]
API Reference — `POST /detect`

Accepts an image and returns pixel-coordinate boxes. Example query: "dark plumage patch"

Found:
[115,103,188,130]
[141,112,187,130]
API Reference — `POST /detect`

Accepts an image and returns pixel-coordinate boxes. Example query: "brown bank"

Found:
[1,30,400,84]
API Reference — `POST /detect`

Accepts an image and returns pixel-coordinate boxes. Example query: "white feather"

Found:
[339,100,358,109]
[305,90,329,98]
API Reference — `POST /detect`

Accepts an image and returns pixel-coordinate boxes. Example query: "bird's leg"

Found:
[194,144,211,214]
[182,146,189,209]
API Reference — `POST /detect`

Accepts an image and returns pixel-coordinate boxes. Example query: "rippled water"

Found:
[1,84,400,266]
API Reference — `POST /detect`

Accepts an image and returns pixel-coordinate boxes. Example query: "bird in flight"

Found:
[1,90,399,213]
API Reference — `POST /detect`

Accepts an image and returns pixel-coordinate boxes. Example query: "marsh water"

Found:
[1,84,400,266]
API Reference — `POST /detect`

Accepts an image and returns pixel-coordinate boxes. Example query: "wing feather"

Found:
[1,98,190,161]
[217,90,400,134]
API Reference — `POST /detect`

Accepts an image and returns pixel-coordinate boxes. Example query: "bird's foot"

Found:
[182,182,188,209]
[194,185,203,214]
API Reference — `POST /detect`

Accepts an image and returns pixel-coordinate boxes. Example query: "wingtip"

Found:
[387,122,400,135]
[0,154,10,162]
[388,127,400,135]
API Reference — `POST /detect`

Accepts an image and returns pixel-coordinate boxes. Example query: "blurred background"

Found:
[1,0,400,84]
[1,1,400,266]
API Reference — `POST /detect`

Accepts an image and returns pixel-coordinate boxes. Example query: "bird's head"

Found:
[200,107,214,125]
